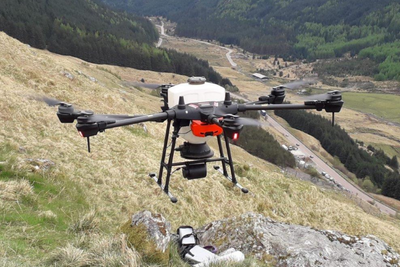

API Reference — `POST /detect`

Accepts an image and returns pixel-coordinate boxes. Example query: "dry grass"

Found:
[69,209,98,234]
[371,194,400,212]
[1,31,400,265]
[48,234,140,267]
[0,179,33,201]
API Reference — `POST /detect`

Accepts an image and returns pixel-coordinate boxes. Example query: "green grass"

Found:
[342,92,400,124]
[0,150,89,263]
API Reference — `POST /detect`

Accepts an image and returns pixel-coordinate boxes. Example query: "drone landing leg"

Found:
[214,166,249,193]
[149,120,178,203]
[213,135,249,194]
[216,135,229,176]
[163,127,179,197]
[149,173,177,203]
[156,120,172,185]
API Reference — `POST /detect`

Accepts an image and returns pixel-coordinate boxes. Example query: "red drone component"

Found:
[232,132,239,140]
[191,120,223,137]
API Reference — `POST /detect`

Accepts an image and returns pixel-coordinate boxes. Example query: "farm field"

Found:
[342,92,400,124]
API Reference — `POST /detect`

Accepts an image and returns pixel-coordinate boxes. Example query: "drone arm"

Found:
[238,100,343,113]
[238,103,316,112]
[76,111,171,137]
[102,112,170,130]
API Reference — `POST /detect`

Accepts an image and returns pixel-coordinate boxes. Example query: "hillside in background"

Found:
[101,0,400,81]
[275,108,400,200]
[2,32,400,265]
[0,0,222,84]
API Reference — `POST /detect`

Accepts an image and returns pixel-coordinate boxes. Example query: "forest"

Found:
[0,0,222,84]
[101,0,400,81]
[235,111,296,168]
[274,109,400,200]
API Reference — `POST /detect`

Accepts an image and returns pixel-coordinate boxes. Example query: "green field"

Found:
[342,92,400,124]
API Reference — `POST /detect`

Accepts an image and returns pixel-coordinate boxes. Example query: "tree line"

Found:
[0,0,222,84]
[274,108,400,200]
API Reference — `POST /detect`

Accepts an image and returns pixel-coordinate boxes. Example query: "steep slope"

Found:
[1,32,400,264]
[0,0,222,83]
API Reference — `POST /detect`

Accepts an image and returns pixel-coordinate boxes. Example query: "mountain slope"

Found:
[101,0,400,81]
[1,32,400,264]
[0,0,222,83]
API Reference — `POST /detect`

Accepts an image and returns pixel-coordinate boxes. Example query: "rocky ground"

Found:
[129,210,400,267]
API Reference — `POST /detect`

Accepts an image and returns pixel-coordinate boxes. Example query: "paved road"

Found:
[189,39,237,68]
[268,115,397,215]
[155,21,165,47]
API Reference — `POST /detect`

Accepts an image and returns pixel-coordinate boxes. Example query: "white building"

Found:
[252,73,269,80]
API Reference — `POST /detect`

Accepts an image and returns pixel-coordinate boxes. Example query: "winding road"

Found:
[156,21,237,68]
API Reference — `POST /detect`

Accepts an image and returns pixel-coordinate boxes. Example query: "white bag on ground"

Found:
[177,226,245,266]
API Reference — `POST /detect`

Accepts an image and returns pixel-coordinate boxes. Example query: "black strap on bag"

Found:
[177,226,199,259]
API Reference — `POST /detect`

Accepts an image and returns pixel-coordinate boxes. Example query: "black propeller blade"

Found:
[125,81,164,90]
[220,115,266,127]
[41,96,65,106]
[303,90,342,102]
[76,114,141,124]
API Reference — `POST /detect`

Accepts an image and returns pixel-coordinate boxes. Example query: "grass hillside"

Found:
[1,31,400,265]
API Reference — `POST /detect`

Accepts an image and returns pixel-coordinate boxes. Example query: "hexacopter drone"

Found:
[55,77,343,203]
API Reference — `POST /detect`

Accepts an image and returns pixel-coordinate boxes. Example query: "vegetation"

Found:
[0,0,222,84]
[2,30,400,264]
[274,109,400,199]
[313,58,379,78]
[101,0,400,81]
[235,112,295,168]
[0,145,89,263]
[341,92,400,124]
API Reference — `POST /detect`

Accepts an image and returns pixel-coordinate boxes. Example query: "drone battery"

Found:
[182,164,207,179]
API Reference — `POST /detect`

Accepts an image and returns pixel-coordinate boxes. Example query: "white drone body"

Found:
[167,77,226,144]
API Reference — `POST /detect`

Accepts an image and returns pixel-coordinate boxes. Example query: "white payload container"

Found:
[167,77,226,108]
[167,77,227,144]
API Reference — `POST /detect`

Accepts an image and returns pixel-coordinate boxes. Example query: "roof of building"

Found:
[291,150,306,158]
[252,73,268,79]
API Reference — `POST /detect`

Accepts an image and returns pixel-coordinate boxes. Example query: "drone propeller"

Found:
[236,117,265,127]
[303,90,342,126]
[303,90,342,102]
[280,79,316,90]
[220,115,265,127]
[41,96,66,106]
[37,96,147,152]
[126,81,163,90]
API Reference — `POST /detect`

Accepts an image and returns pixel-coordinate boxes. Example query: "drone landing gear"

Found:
[214,134,248,194]
[149,120,248,203]
[213,166,248,193]
[149,173,177,203]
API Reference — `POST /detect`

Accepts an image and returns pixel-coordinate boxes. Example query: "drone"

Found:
[55,76,343,203]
